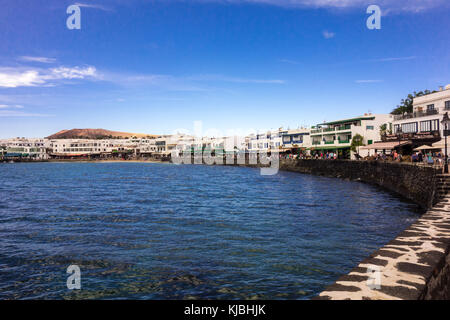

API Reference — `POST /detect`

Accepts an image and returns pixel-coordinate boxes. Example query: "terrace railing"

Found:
[393,109,439,121]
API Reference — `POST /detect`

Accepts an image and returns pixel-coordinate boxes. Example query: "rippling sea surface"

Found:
[0,162,422,299]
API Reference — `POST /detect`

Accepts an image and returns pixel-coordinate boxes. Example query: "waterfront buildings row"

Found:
[1,84,450,161]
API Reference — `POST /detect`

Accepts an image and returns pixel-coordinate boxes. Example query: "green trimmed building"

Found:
[309,114,393,159]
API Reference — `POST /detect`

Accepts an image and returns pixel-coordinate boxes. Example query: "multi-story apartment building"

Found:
[281,128,311,151]
[392,85,450,142]
[247,129,285,153]
[47,138,158,158]
[310,114,392,159]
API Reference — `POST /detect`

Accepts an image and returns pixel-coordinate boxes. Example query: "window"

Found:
[420,119,439,132]
[397,122,418,133]
[427,104,435,111]
[368,140,373,145]
[366,126,374,130]
[445,101,450,110]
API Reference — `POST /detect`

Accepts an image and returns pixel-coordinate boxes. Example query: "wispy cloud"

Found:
[0,109,53,117]
[0,104,24,109]
[0,66,98,88]
[18,56,57,64]
[322,30,335,39]
[50,66,97,80]
[355,79,383,83]
[187,74,285,84]
[367,56,417,62]
[73,2,112,11]
[101,71,286,92]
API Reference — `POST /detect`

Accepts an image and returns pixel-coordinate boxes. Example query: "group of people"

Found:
[411,151,445,165]
[313,152,338,160]
[371,150,446,166]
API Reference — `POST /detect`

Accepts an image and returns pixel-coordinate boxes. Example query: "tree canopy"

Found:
[379,123,392,137]
[350,134,365,153]
[391,90,437,115]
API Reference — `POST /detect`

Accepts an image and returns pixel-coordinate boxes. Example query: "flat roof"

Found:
[318,116,375,126]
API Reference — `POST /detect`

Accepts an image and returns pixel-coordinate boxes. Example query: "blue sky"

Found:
[0,0,449,138]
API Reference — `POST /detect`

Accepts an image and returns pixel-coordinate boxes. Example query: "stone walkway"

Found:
[317,191,450,300]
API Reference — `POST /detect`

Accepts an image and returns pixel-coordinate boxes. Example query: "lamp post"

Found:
[397,126,403,158]
[441,112,450,174]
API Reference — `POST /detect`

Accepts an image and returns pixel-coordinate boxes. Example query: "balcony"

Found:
[338,140,350,144]
[324,141,335,145]
[312,141,321,145]
[337,124,351,131]
[393,109,439,121]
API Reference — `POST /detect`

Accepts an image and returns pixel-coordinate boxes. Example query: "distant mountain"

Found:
[46,129,158,139]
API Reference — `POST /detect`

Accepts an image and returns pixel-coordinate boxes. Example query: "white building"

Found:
[0,138,48,159]
[281,128,311,151]
[247,129,285,153]
[47,138,158,158]
[310,114,393,159]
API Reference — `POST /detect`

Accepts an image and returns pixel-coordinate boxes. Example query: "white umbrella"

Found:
[413,145,433,151]
[431,140,446,150]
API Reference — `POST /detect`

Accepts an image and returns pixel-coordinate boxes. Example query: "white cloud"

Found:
[196,0,447,13]
[0,70,45,88]
[0,66,98,88]
[322,30,335,39]
[19,56,56,64]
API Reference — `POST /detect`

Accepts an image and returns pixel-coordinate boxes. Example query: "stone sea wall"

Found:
[274,159,440,209]
[235,159,450,299]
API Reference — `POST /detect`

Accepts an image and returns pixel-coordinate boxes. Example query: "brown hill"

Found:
[46,129,158,139]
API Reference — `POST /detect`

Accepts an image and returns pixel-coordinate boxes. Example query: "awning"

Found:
[360,141,411,150]
[308,146,350,151]
[4,153,24,157]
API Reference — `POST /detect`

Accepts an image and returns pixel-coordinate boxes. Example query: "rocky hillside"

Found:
[46,129,157,139]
